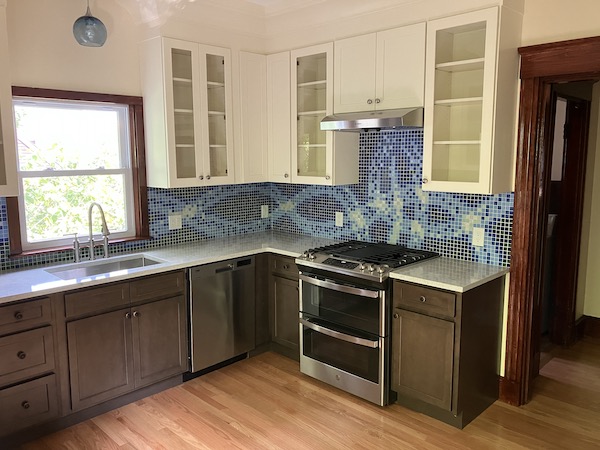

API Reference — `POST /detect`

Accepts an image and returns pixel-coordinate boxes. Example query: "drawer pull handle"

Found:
[21,401,30,410]
[282,264,289,270]
[17,351,27,360]
[14,311,24,320]
[393,313,399,319]
[419,296,426,303]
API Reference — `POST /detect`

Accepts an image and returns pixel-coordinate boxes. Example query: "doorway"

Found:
[537,83,594,375]
[500,36,600,406]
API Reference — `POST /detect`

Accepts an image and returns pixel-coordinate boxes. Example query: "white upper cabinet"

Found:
[423,7,521,194]
[291,43,358,186]
[267,52,292,183]
[0,2,18,197]
[238,52,268,183]
[334,23,426,113]
[141,37,234,188]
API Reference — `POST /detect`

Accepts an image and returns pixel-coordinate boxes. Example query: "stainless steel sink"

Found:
[46,254,164,280]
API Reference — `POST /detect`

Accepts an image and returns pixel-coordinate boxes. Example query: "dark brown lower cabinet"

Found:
[67,296,187,412]
[391,278,504,428]
[65,272,188,412]
[268,255,300,360]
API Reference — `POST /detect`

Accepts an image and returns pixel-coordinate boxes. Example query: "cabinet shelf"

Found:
[298,110,326,117]
[207,81,225,88]
[433,140,480,145]
[173,77,193,84]
[174,108,194,114]
[435,58,484,73]
[434,97,483,106]
[298,80,326,89]
[175,144,195,148]
[297,144,326,148]
[208,111,226,116]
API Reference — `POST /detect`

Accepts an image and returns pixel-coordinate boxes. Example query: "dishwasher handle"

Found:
[215,263,235,273]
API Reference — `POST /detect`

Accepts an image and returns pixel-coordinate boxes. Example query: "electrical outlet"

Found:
[168,213,182,230]
[472,227,485,247]
[335,211,344,227]
[261,205,269,218]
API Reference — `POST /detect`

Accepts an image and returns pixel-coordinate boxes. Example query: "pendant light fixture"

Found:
[73,0,107,47]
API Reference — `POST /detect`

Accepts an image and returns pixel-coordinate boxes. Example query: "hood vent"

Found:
[320,107,423,131]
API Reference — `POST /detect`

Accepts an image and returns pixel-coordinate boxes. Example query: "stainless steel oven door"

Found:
[298,273,385,336]
[298,273,388,406]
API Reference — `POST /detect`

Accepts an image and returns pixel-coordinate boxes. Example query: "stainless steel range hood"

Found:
[320,107,423,131]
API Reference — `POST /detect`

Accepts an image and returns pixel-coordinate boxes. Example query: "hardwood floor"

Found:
[18,337,600,449]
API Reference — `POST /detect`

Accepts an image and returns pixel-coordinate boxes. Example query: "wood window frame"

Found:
[500,36,600,406]
[6,87,150,256]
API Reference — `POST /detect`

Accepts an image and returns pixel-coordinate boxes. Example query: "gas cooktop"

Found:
[296,240,438,282]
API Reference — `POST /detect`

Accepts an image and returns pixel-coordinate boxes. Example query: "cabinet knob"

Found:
[367,99,373,105]
[133,311,140,318]
[375,98,381,104]
[125,312,132,319]
[325,175,331,180]
[17,351,27,360]
[21,401,30,410]
[422,178,429,184]
[284,173,289,178]
[282,264,289,270]
[198,175,204,180]
[14,311,23,320]
[206,175,211,180]
[393,313,399,319]
[419,296,427,303]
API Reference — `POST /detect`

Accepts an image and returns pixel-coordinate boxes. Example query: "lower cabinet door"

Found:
[272,275,300,350]
[67,308,134,411]
[392,308,454,410]
[131,296,188,388]
[0,374,58,437]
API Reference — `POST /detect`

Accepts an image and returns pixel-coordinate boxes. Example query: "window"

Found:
[7,88,149,255]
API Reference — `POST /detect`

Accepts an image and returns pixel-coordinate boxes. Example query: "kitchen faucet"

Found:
[88,202,110,260]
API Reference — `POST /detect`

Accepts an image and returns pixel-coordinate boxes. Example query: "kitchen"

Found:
[1,0,600,447]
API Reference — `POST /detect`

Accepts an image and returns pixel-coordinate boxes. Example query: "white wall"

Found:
[521,0,600,47]
[581,83,600,318]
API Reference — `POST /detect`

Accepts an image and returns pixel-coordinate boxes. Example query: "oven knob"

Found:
[368,264,376,273]
[378,264,389,274]
[308,252,316,260]
[359,262,366,271]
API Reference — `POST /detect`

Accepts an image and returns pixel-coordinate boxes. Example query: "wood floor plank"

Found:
[16,336,600,449]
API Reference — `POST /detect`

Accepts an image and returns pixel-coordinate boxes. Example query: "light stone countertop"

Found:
[0,231,509,305]
[0,231,339,305]
[389,257,508,293]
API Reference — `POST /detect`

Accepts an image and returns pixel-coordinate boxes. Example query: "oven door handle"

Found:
[298,274,379,299]
[300,318,379,348]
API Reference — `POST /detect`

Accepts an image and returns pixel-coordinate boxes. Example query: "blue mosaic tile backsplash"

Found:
[0,129,513,272]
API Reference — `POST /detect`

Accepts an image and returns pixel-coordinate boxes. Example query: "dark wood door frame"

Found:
[501,36,600,406]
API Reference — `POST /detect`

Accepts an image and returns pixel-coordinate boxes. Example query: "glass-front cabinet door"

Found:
[423,8,499,194]
[291,43,334,185]
[0,2,17,197]
[199,46,234,184]
[141,37,234,188]
[168,41,202,185]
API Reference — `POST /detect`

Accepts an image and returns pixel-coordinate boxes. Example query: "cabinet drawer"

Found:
[0,297,52,337]
[395,283,456,319]
[65,283,129,319]
[0,374,59,437]
[271,255,298,279]
[0,327,55,387]
[130,271,185,303]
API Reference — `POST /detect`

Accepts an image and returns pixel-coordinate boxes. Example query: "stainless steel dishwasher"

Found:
[188,256,255,372]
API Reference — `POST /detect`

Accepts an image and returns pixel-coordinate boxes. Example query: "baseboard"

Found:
[583,316,600,338]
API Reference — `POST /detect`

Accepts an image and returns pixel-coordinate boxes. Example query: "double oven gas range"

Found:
[295,240,437,406]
